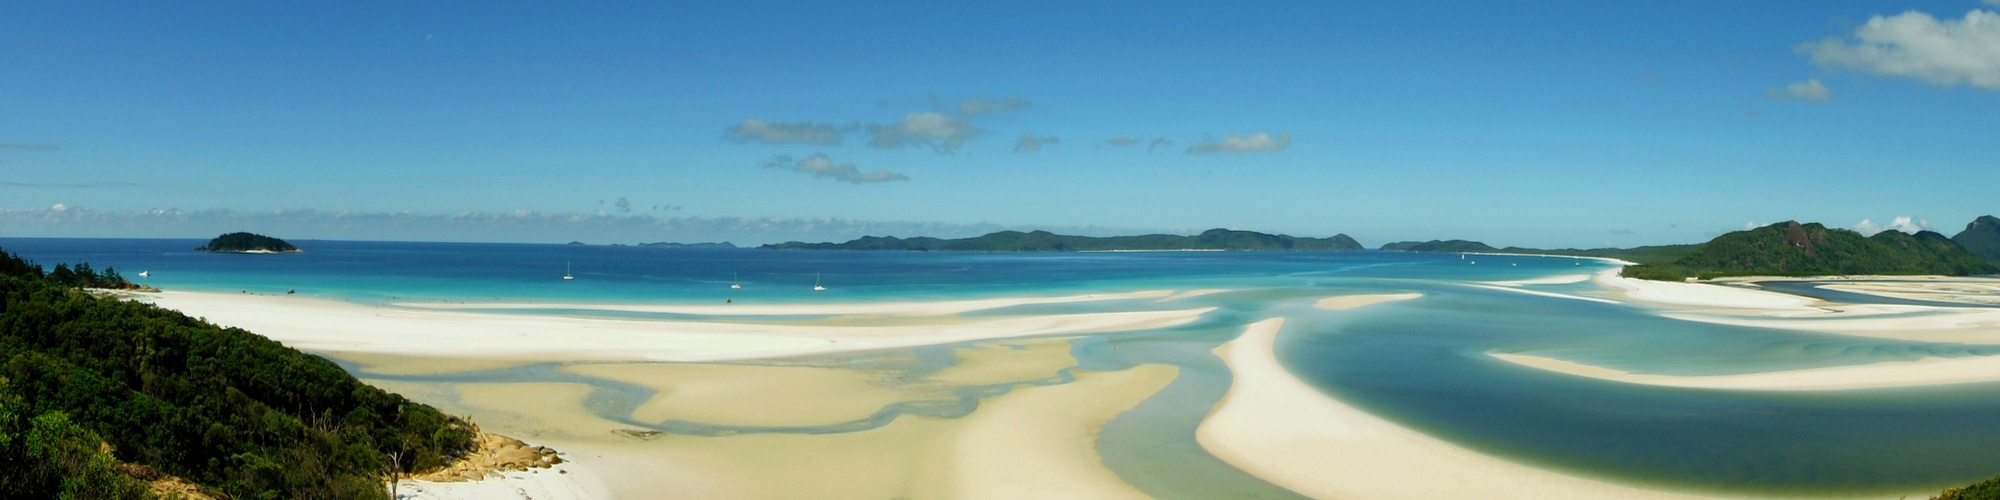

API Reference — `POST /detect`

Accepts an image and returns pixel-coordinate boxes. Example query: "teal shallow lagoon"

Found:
[6,237,1998,497]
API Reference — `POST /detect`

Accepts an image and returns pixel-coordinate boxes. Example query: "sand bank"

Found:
[396,456,604,500]
[397,290,1174,316]
[1314,293,1423,310]
[1158,288,1229,302]
[142,290,1209,362]
[1493,352,2000,391]
[381,363,1177,499]
[1468,284,1622,304]
[1593,270,1820,310]
[1483,273,1594,286]
[1197,318,1738,500]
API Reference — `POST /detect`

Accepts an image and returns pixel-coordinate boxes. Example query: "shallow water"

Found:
[8,237,1998,496]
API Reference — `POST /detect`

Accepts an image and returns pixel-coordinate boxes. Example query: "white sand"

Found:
[1593,270,1820,311]
[1158,288,1229,302]
[396,290,1174,316]
[1197,318,1743,500]
[142,290,1210,362]
[395,460,607,500]
[1467,284,1622,305]
[1313,293,1423,310]
[1492,352,2000,391]
[1483,273,1594,286]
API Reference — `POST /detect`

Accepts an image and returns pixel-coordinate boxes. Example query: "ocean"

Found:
[6,237,1999,497]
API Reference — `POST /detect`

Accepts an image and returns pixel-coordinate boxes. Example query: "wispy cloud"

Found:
[0,143,59,151]
[1014,133,1059,153]
[959,98,1031,117]
[1767,79,1835,101]
[726,119,856,145]
[761,154,909,184]
[1854,216,1931,236]
[1145,137,1174,153]
[867,112,981,153]
[1798,9,2000,90]
[614,197,631,213]
[2,181,135,189]
[1187,132,1291,153]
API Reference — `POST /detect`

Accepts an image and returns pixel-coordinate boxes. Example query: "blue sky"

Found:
[3,1,1996,246]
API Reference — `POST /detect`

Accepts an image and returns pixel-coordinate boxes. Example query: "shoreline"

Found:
[1491,352,2000,391]
[1195,317,1751,500]
[139,290,1211,362]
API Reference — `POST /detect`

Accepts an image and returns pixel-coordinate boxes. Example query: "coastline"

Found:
[1491,352,2000,391]
[1195,316,1745,500]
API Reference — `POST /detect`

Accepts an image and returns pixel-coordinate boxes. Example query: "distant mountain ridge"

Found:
[761,228,1364,252]
[1954,215,2000,265]
[637,241,737,249]
[1378,240,1699,263]
[1379,240,1497,253]
[1624,221,1997,280]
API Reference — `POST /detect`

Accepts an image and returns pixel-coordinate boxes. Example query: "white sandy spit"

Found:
[1492,352,2000,391]
[141,290,1211,362]
[1593,270,1819,311]
[1197,317,1747,500]
[396,290,1173,316]
[396,460,607,500]
[1483,273,1594,286]
[1313,293,1423,311]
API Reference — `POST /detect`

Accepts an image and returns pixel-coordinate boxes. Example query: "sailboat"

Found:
[563,262,575,281]
[138,270,149,278]
[813,273,826,292]
[731,272,742,289]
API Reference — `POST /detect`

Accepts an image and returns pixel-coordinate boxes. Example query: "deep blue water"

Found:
[6,237,1998,497]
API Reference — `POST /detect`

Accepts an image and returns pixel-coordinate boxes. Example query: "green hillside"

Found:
[1379,240,1498,252]
[762,228,1364,251]
[1954,215,2000,265]
[0,249,472,499]
[1624,221,1998,281]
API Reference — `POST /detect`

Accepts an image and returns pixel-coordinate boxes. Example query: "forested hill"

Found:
[761,228,1364,251]
[1379,240,1497,252]
[196,232,300,253]
[0,248,473,499]
[1954,215,2000,265]
[1379,240,1699,264]
[1624,221,1999,281]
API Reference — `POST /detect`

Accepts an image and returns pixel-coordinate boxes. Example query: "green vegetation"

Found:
[1953,215,2000,265]
[43,261,152,291]
[0,248,472,499]
[1934,474,2000,500]
[761,228,1364,252]
[196,232,300,253]
[1624,221,1998,281]
[1378,240,1498,252]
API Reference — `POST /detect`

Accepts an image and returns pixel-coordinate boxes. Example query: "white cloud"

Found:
[1766,79,1835,101]
[1014,133,1059,152]
[1799,9,2000,89]
[1743,221,1761,230]
[51,204,66,211]
[726,119,854,145]
[867,112,982,153]
[959,98,1031,117]
[1853,216,1932,236]
[1187,132,1291,153]
[762,154,908,184]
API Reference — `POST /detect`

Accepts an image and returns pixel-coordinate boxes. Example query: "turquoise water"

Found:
[7,237,2000,497]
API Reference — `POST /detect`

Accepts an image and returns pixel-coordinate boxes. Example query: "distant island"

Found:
[639,241,737,249]
[1379,240,1699,264]
[761,228,1364,252]
[196,232,300,253]
[1623,221,1997,280]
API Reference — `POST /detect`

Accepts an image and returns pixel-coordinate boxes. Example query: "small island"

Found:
[196,232,301,253]
[761,228,1364,252]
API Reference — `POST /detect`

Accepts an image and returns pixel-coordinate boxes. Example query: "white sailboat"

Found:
[813,273,826,291]
[563,262,575,281]
[138,270,150,278]
[731,272,742,289]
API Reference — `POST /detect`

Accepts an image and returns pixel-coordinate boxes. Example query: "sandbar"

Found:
[1314,293,1423,310]
[396,290,1174,316]
[141,290,1210,362]
[1196,318,1737,499]
[1492,352,2000,391]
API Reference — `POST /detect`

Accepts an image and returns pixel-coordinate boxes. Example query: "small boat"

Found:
[813,273,826,292]
[138,270,150,278]
[563,262,575,281]
[731,272,742,289]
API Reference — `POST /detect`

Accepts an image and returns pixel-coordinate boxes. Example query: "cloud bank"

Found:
[1799,9,2000,89]
[762,154,909,184]
[726,119,855,145]
[1767,79,1835,101]
[1187,132,1291,153]
[1854,216,1932,236]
